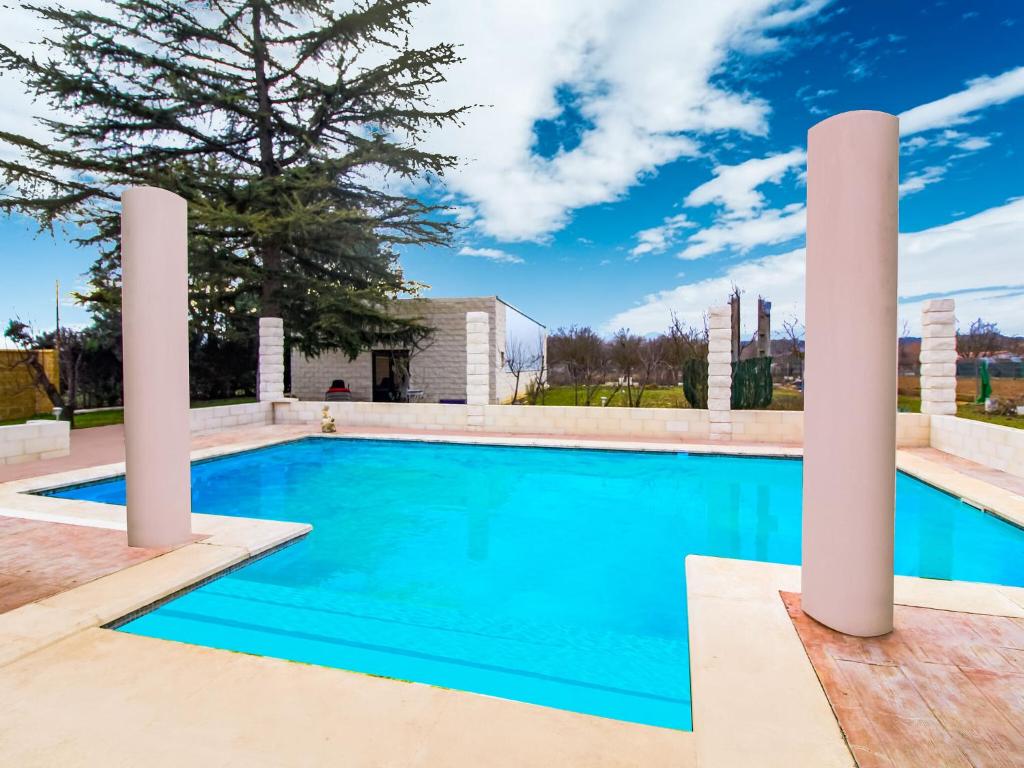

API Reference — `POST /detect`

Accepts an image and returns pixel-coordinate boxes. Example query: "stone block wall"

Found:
[258,317,285,401]
[189,401,274,435]
[272,401,931,448]
[290,297,505,403]
[930,415,1024,478]
[920,299,957,416]
[0,420,70,465]
[707,306,733,440]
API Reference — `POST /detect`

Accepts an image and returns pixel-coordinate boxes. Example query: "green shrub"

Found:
[732,357,773,409]
[682,358,708,408]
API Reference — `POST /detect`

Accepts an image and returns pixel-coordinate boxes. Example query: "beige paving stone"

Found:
[893,574,1024,618]
[0,602,98,666]
[33,542,249,628]
[686,557,854,768]
[0,629,693,768]
[191,514,311,556]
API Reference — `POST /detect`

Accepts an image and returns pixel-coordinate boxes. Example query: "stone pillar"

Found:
[466,311,489,429]
[920,299,957,416]
[121,187,192,548]
[258,317,285,401]
[707,305,732,441]
[802,111,898,637]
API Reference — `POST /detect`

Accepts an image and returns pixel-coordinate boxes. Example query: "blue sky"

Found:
[2,0,1023,339]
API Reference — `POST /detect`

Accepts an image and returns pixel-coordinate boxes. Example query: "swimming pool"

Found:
[45,437,1024,730]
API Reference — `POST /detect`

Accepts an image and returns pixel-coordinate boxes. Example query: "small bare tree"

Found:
[664,312,708,384]
[958,318,1001,359]
[780,316,804,379]
[609,329,663,407]
[505,337,543,404]
[548,325,609,405]
[524,331,548,405]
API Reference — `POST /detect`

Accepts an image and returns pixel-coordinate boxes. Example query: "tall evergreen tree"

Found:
[0,0,468,358]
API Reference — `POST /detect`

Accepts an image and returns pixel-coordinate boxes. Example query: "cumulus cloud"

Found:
[898,66,1024,136]
[629,214,694,259]
[647,148,808,261]
[661,61,1021,265]
[684,149,806,217]
[457,246,524,264]
[957,135,992,152]
[898,165,947,198]
[408,0,831,241]
[680,203,806,260]
[606,197,1024,336]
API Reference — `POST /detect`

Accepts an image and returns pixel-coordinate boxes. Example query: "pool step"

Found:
[123,575,689,726]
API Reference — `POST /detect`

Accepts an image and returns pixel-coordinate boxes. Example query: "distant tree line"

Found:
[546,315,710,408]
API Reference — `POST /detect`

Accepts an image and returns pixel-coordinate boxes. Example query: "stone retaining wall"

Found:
[0,420,70,465]
[189,402,274,435]
[930,415,1024,478]
[273,401,932,447]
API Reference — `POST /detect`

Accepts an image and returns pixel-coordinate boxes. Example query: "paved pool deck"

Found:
[784,591,1024,768]
[0,423,1022,766]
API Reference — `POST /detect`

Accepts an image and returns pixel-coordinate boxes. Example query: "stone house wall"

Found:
[290,297,514,404]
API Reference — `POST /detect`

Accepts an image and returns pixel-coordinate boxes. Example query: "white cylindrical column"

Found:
[707,306,732,440]
[802,111,898,637]
[920,299,957,415]
[121,187,192,548]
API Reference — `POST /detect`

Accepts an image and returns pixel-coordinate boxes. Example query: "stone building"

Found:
[289,297,546,404]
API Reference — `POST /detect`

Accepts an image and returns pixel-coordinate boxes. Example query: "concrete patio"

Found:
[0,423,1022,766]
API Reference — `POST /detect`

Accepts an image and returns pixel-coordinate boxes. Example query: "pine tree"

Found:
[0,0,468,358]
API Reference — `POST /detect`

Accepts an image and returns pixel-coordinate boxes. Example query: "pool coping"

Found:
[687,555,1024,767]
[1,425,1023,765]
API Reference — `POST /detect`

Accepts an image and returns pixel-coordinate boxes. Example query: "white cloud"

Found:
[457,246,524,264]
[680,202,806,260]
[672,61,1022,264]
[606,197,1024,336]
[898,165,947,198]
[408,1,831,241]
[629,213,694,259]
[607,247,807,334]
[898,66,1024,136]
[684,149,805,217]
[957,136,992,152]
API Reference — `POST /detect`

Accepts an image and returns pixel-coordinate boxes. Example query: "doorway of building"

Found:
[371,350,410,402]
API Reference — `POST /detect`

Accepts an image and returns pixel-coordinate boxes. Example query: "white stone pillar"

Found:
[466,311,489,429]
[707,306,732,440]
[920,299,957,416]
[258,317,285,401]
[121,187,192,548]
[802,110,898,638]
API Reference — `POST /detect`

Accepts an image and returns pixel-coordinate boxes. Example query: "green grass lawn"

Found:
[533,386,1021,429]
[0,396,257,430]
[897,395,1023,429]
[535,384,805,410]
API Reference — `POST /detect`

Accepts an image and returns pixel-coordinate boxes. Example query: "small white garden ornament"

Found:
[320,406,337,433]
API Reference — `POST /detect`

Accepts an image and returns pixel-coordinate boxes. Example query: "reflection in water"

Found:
[43,440,1024,733]
[755,484,773,562]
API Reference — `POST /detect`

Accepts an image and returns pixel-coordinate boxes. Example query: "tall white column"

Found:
[802,111,899,637]
[920,299,957,416]
[466,311,489,429]
[707,306,732,441]
[258,317,285,401]
[121,187,192,548]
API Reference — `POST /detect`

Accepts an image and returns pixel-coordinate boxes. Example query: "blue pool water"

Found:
[45,438,1024,730]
